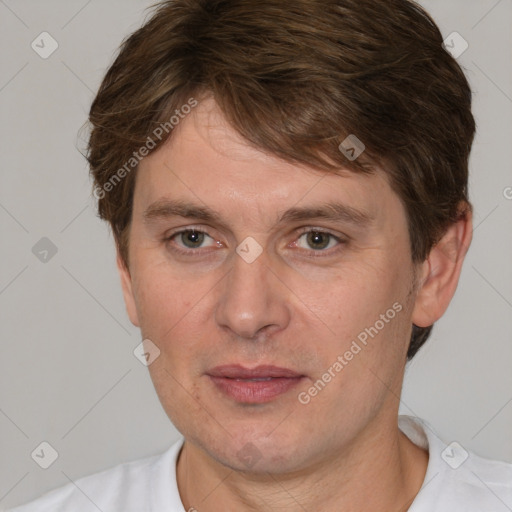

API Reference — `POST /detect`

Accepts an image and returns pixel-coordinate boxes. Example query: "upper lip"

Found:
[207,364,304,379]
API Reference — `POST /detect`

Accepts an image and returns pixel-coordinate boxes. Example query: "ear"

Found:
[411,203,473,328]
[116,249,140,327]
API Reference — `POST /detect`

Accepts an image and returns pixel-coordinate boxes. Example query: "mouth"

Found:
[206,365,306,404]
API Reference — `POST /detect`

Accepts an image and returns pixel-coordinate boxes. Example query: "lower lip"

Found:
[208,376,304,403]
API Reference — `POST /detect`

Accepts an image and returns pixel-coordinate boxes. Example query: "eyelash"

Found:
[163,226,347,258]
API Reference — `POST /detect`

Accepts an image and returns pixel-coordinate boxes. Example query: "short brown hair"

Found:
[87,0,475,359]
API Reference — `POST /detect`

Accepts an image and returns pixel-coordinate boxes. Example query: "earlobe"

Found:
[411,204,473,328]
[116,250,140,327]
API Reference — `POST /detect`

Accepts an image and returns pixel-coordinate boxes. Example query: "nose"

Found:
[214,246,291,341]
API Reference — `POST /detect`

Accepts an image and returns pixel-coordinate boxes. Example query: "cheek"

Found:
[295,258,411,396]
[299,261,401,340]
[133,264,211,427]
[147,362,207,439]
[130,259,220,384]
[131,259,208,337]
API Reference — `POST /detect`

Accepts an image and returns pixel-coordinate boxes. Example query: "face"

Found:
[118,97,421,474]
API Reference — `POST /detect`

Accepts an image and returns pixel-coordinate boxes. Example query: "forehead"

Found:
[134,98,401,231]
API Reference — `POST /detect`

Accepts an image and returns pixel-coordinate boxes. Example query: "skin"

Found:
[117,96,473,511]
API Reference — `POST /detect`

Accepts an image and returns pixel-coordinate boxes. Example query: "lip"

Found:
[207,365,306,404]
[208,364,303,379]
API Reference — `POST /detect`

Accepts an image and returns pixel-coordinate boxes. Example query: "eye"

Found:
[167,229,218,251]
[295,229,344,253]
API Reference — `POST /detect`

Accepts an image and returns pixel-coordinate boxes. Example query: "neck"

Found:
[176,416,428,512]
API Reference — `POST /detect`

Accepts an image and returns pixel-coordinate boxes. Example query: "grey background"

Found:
[1,0,511,508]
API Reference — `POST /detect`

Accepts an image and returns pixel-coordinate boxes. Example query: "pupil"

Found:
[307,231,329,250]
[183,230,204,248]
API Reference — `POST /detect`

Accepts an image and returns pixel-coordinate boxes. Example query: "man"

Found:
[9,0,512,510]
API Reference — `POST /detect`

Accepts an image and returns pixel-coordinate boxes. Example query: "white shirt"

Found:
[6,415,512,511]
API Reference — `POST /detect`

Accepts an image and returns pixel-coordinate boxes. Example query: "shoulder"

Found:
[400,415,512,511]
[5,439,184,512]
[437,447,512,508]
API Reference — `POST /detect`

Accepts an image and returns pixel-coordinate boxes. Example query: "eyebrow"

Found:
[142,198,375,229]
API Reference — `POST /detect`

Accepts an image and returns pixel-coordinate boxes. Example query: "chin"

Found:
[198,424,311,474]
